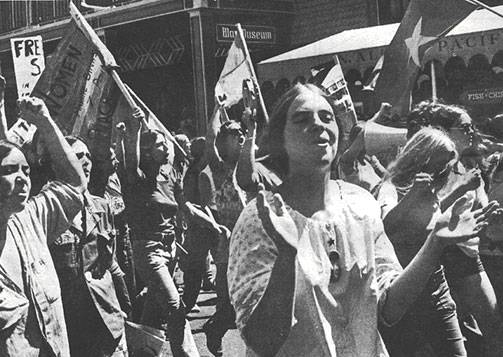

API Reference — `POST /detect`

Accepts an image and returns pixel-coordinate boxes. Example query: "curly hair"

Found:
[406,100,469,138]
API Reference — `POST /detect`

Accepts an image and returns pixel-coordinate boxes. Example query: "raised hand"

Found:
[484,207,503,244]
[459,168,482,192]
[241,107,257,134]
[0,75,5,104]
[257,184,298,252]
[433,197,497,247]
[18,97,52,127]
[127,107,144,132]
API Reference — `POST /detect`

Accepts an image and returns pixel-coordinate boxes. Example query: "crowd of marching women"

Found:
[4,71,503,357]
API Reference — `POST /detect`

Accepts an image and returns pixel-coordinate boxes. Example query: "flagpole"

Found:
[68,2,186,158]
[110,71,147,127]
[125,84,188,158]
[431,61,438,103]
[465,0,503,19]
[235,23,269,124]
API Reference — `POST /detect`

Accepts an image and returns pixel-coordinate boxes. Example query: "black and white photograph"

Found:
[2,0,503,356]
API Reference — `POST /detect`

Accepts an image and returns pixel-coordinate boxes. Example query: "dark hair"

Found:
[139,130,169,171]
[0,140,23,163]
[260,83,344,176]
[406,100,469,138]
[65,135,88,148]
[190,136,206,162]
[140,130,166,150]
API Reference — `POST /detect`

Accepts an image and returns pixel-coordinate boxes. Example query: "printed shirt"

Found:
[0,181,83,357]
[228,181,402,357]
[213,168,246,265]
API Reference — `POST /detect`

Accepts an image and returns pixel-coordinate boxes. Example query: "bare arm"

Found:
[242,191,296,356]
[382,198,495,325]
[440,169,482,212]
[122,108,143,184]
[0,76,8,140]
[19,97,85,191]
[236,108,260,192]
[206,104,223,164]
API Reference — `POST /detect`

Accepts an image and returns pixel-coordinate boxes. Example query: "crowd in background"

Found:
[3,70,503,357]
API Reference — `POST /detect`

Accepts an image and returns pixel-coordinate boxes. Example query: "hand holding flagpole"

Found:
[235,24,269,124]
[68,2,187,158]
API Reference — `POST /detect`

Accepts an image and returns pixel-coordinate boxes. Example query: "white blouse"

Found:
[228,181,402,357]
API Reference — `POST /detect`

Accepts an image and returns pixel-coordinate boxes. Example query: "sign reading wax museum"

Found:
[10,36,45,98]
[216,24,276,44]
[460,87,503,105]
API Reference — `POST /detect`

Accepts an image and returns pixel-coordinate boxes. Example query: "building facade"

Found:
[0,0,294,136]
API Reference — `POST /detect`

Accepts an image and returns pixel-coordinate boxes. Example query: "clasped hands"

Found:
[256,182,502,253]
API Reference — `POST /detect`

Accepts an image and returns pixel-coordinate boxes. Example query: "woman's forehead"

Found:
[288,90,332,116]
[1,148,27,166]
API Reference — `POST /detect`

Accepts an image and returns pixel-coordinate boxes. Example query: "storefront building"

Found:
[259,4,503,120]
[0,0,293,136]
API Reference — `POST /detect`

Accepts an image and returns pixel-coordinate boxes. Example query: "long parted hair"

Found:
[259,83,344,177]
[385,127,458,191]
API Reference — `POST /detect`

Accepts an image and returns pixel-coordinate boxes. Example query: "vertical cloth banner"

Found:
[10,36,45,98]
[311,56,357,149]
[373,0,476,116]
[32,5,119,160]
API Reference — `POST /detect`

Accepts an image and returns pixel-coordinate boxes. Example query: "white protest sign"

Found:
[8,118,37,146]
[317,55,357,149]
[10,36,45,98]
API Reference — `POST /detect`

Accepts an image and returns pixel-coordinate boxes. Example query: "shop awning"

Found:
[258,5,503,83]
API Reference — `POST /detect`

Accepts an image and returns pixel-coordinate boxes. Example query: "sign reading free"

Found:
[216,24,276,44]
[460,87,503,105]
[10,36,45,98]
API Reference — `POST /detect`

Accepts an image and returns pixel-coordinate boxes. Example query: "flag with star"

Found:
[373,0,476,116]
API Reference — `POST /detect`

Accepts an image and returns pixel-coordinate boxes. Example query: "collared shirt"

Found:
[228,181,402,357]
[125,164,181,243]
[0,181,83,357]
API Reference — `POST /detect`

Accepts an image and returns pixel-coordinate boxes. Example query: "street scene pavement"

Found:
[185,290,246,357]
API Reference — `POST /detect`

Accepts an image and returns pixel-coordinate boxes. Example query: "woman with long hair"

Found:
[227,84,493,356]
[376,128,474,356]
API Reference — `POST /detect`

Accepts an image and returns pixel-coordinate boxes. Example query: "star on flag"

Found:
[404,17,437,67]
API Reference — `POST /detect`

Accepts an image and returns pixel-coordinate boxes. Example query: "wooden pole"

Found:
[110,71,147,127]
[235,23,269,124]
[431,61,438,103]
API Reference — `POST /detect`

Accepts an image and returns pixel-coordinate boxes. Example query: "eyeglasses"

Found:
[451,123,475,137]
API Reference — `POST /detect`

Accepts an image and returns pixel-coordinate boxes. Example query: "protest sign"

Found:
[311,55,357,148]
[10,36,45,98]
[32,19,119,161]
[7,118,37,146]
